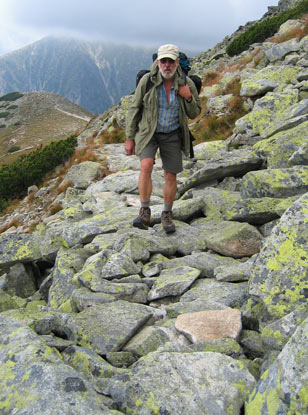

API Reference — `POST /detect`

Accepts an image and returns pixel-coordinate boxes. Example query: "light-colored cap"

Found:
[157,44,179,60]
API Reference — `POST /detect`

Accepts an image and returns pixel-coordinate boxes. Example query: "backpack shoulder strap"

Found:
[145,74,154,93]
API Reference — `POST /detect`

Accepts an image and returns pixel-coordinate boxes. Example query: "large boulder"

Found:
[241,167,308,198]
[246,316,308,415]
[110,351,255,415]
[0,316,112,415]
[249,192,308,321]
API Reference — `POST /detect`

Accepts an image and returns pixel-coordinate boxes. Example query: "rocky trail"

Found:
[0,4,308,415]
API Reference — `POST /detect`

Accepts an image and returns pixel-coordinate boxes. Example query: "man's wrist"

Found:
[186,97,192,103]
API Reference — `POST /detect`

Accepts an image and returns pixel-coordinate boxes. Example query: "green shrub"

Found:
[0,112,9,118]
[226,0,308,56]
[7,146,20,153]
[7,105,18,110]
[0,124,5,128]
[0,92,24,102]
[0,135,77,211]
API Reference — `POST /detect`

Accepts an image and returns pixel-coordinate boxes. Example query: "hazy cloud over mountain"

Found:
[0,0,279,56]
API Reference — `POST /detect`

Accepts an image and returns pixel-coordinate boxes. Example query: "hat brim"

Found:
[158,53,178,60]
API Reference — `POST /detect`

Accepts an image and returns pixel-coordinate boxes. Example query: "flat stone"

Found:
[175,308,242,343]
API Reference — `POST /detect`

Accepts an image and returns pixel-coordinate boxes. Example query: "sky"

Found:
[0,0,279,57]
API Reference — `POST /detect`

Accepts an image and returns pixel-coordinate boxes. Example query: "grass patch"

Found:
[7,146,20,153]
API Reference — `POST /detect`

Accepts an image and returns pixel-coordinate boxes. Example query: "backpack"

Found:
[135,52,201,158]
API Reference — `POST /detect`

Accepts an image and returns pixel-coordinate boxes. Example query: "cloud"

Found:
[0,0,279,55]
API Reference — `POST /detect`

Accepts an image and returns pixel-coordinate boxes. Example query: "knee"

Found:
[164,171,177,183]
[140,158,154,174]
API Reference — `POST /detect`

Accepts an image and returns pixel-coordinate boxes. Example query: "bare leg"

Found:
[138,158,154,202]
[163,170,177,206]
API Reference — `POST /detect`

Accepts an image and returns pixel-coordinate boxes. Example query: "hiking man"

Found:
[125,44,201,233]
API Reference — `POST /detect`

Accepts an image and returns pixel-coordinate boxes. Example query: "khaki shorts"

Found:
[140,129,183,174]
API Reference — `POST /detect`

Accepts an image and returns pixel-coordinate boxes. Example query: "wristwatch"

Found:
[186,97,192,103]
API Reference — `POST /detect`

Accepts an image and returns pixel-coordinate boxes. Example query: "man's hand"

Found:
[125,139,135,156]
[178,84,192,101]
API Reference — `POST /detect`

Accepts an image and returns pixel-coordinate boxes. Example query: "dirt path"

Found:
[55,107,91,122]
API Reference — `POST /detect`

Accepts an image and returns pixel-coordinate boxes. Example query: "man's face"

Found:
[158,57,179,79]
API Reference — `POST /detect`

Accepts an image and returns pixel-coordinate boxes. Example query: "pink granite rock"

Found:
[175,308,242,343]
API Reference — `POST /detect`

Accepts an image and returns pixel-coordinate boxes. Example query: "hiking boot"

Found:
[133,207,151,230]
[161,210,176,234]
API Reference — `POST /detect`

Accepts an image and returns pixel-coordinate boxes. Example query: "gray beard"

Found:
[159,66,177,79]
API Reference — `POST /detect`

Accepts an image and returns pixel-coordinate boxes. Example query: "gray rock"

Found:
[66,301,155,354]
[214,260,252,282]
[181,278,249,309]
[66,161,102,189]
[0,233,41,267]
[153,220,207,255]
[123,326,170,357]
[78,250,141,291]
[246,316,308,414]
[178,148,262,194]
[241,166,308,198]
[148,266,201,301]
[240,79,278,97]
[165,251,239,277]
[249,192,308,321]
[192,218,263,258]
[3,262,36,298]
[288,141,308,166]
[265,38,301,62]
[48,247,90,311]
[261,309,308,351]
[0,317,111,415]
[109,351,256,415]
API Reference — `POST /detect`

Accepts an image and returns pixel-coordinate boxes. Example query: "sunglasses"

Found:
[160,58,176,64]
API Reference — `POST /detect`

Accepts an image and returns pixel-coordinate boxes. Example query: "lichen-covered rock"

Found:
[165,251,239,277]
[65,160,102,189]
[109,351,256,415]
[78,250,141,291]
[3,262,36,298]
[246,316,308,415]
[178,148,262,194]
[153,220,207,255]
[240,79,277,97]
[253,121,308,168]
[0,289,20,312]
[0,316,111,415]
[181,278,249,309]
[288,141,308,166]
[0,233,41,267]
[261,309,308,351]
[214,260,253,282]
[192,218,263,258]
[66,301,154,354]
[264,38,301,62]
[241,166,308,198]
[235,89,299,137]
[261,100,308,139]
[249,192,308,320]
[147,266,200,301]
[199,186,284,224]
[48,247,90,312]
[123,326,170,357]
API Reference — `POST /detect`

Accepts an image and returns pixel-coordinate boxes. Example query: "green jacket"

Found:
[125,62,201,157]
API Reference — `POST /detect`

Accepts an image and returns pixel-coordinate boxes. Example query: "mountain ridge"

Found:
[0,36,153,113]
